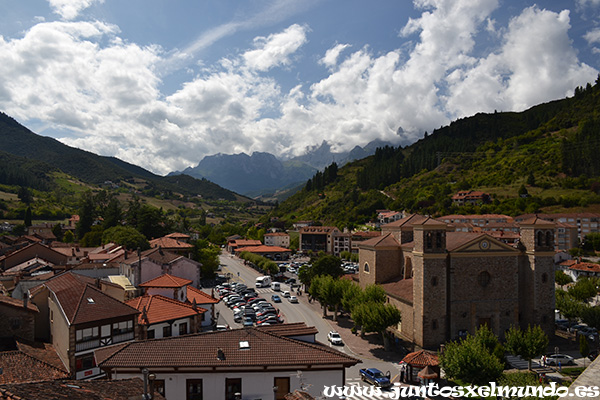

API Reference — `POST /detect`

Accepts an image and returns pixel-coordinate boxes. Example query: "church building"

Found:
[358,214,555,349]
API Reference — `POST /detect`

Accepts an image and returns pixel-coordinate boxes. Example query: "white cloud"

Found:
[47,0,104,20]
[446,6,598,116]
[1,0,598,177]
[584,27,600,43]
[320,43,351,69]
[243,24,308,71]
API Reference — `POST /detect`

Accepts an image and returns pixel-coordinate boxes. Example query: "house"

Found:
[566,261,600,280]
[126,295,206,339]
[0,295,39,342]
[0,338,68,384]
[117,247,202,288]
[378,210,403,226]
[331,231,351,257]
[235,244,292,261]
[149,236,194,256]
[298,226,341,254]
[0,378,166,400]
[28,272,140,379]
[515,212,600,243]
[138,273,192,303]
[264,232,290,248]
[186,286,219,329]
[360,214,555,349]
[99,326,360,400]
[0,243,68,271]
[227,239,262,254]
[451,190,491,206]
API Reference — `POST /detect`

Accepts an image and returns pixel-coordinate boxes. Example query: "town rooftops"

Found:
[359,233,401,249]
[256,322,319,337]
[126,295,206,325]
[0,340,67,384]
[235,245,291,254]
[402,350,439,368]
[298,226,340,234]
[149,237,194,250]
[382,213,430,228]
[30,272,139,325]
[100,327,360,369]
[0,296,39,313]
[187,286,219,304]
[0,378,166,400]
[569,262,600,273]
[138,273,192,288]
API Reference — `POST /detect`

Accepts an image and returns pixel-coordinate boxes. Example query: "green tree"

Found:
[579,333,590,367]
[102,198,122,230]
[18,186,32,204]
[24,206,32,227]
[52,223,63,241]
[63,230,74,243]
[504,325,549,370]
[194,239,220,279]
[351,301,401,348]
[568,277,598,302]
[76,191,95,239]
[80,225,103,247]
[555,270,573,288]
[440,327,504,385]
[311,254,344,279]
[102,226,149,250]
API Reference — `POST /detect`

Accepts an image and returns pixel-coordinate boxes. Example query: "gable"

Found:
[448,233,519,255]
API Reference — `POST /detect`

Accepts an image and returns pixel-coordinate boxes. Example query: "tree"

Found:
[18,186,32,204]
[80,225,103,247]
[440,327,505,385]
[311,254,344,279]
[568,277,598,302]
[580,333,590,367]
[351,301,401,348]
[24,206,32,227]
[102,226,149,250]
[102,198,122,230]
[52,223,63,241]
[76,191,95,239]
[504,325,549,370]
[63,230,74,243]
[193,239,220,279]
[555,270,573,288]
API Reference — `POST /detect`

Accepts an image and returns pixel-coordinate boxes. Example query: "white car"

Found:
[288,295,298,303]
[328,331,343,345]
[545,354,575,366]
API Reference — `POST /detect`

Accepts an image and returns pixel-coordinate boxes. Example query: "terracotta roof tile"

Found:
[380,278,413,303]
[0,378,166,400]
[569,262,600,273]
[149,237,193,249]
[0,342,68,384]
[100,327,360,369]
[359,233,401,248]
[126,295,206,325]
[139,273,192,288]
[0,296,38,313]
[402,350,439,368]
[382,213,429,228]
[187,286,219,304]
[256,322,318,337]
[235,245,291,253]
[15,340,67,372]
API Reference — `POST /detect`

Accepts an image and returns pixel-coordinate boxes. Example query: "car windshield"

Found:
[372,371,384,378]
[331,333,340,338]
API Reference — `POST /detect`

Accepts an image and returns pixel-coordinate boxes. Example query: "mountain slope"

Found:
[268,80,600,227]
[0,112,240,201]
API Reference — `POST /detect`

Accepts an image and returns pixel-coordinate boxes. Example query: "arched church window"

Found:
[364,262,370,273]
[545,231,553,247]
[478,271,491,287]
[426,232,433,249]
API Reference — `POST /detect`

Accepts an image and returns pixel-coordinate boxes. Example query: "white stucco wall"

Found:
[110,368,345,400]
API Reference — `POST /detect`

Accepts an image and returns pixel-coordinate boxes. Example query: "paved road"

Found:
[216,254,401,386]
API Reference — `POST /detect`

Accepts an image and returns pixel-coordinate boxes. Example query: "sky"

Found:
[0,0,599,176]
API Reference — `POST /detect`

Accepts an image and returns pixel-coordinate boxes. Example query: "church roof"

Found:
[359,233,401,248]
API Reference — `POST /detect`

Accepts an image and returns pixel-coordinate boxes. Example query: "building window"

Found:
[75,353,96,371]
[147,329,155,339]
[113,320,133,335]
[436,232,443,248]
[76,327,99,342]
[541,273,548,283]
[179,322,188,336]
[186,379,202,400]
[163,325,172,338]
[432,319,438,330]
[545,231,553,247]
[478,271,491,287]
[226,378,242,400]
[537,231,544,247]
[431,277,438,287]
[364,262,370,273]
[426,232,433,249]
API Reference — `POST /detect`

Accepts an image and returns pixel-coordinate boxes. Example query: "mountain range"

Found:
[172,139,395,197]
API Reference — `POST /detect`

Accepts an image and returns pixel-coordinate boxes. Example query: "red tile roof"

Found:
[126,295,206,325]
[187,286,219,305]
[0,341,68,384]
[383,213,429,228]
[15,340,67,372]
[100,327,360,369]
[0,378,166,400]
[0,296,39,313]
[235,245,291,253]
[380,278,413,303]
[165,232,190,240]
[31,272,139,325]
[359,233,401,248]
[402,350,439,367]
[149,237,193,249]
[569,262,600,273]
[139,273,192,288]
[256,322,319,337]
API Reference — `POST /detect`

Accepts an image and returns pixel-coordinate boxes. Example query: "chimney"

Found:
[22,293,28,310]
[192,299,197,311]
[217,348,225,361]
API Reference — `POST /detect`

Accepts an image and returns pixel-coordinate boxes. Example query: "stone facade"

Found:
[359,214,556,349]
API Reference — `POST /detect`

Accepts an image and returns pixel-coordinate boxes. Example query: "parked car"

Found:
[285,278,296,285]
[282,290,291,298]
[359,368,392,388]
[243,317,254,327]
[215,324,229,331]
[288,295,298,303]
[271,294,282,303]
[545,354,575,366]
[327,331,343,345]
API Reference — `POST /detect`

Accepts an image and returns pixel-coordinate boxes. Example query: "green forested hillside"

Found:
[0,112,240,201]
[268,78,600,229]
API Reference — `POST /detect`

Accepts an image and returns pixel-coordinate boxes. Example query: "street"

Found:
[216,253,401,390]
